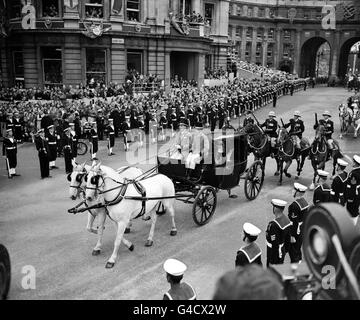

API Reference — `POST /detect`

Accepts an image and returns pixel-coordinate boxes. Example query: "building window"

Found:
[228,25,232,38]
[256,43,261,57]
[13,51,24,87]
[126,0,141,21]
[236,41,241,56]
[257,29,263,41]
[204,3,215,26]
[246,27,252,39]
[247,7,252,17]
[42,47,62,86]
[236,5,242,16]
[10,0,22,19]
[268,28,274,40]
[86,48,106,86]
[127,51,143,74]
[245,42,251,57]
[42,0,59,18]
[283,43,291,58]
[85,0,103,19]
[179,0,192,16]
[235,26,242,38]
[267,44,273,57]
[258,8,264,18]
[284,30,291,41]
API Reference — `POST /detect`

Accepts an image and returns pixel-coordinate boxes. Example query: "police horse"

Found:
[84,163,177,268]
[68,162,145,258]
[309,122,343,190]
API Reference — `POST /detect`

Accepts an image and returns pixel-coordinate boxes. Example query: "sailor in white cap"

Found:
[259,111,278,157]
[288,183,309,263]
[89,121,99,160]
[2,127,19,179]
[235,223,262,267]
[314,111,335,153]
[266,199,291,266]
[284,111,305,156]
[313,170,331,205]
[106,118,115,156]
[345,155,360,226]
[163,258,196,300]
[331,159,348,205]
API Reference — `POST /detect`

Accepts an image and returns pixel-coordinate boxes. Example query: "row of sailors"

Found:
[235,156,360,268]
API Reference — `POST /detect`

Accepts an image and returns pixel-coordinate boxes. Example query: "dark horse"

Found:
[276,127,310,186]
[309,124,343,190]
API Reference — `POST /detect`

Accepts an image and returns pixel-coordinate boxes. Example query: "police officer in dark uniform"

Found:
[170,108,179,134]
[96,109,105,141]
[107,118,116,156]
[272,88,277,108]
[266,199,291,267]
[13,112,23,143]
[2,128,19,178]
[163,258,197,300]
[45,125,58,170]
[209,104,218,133]
[313,170,332,204]
[235,223,262,267]
[62,127,73,174]
[89,122,99,160]
[187,104,195,128]
[288,183,309,263]
[35,129,50,179]
[195,105,203,129]
[159,110,168,141]
[260,111,278,156]
[6,112,14,132]
[345,155,360,226]
[331,159,348,205]
[179,106,187,126]
[284,111,305,157]
[314,111,335,157]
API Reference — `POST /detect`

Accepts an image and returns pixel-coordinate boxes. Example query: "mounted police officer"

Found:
[163,259,197,300]
[107,118,116,156]
[284,111,305,157]
[2,128,19,179]
[260,111,278,157]
[314,111,334,153]
[345,155,360,226]
[235,223,262,267]
[313,170,332,204]
[331,159,348,205]
[266,199,291,267]
[288,183,309,263]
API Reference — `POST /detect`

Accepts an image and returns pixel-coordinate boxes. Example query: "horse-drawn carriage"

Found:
[157,131,264,226]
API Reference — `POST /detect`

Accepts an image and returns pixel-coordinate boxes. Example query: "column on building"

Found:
[63,36,82,86]
[111,39,126,85]
[251,27,257,64]
[274,27,282,69]
[241,26,247,61]
[23,43,38,88]
[330,30,340,77]
[293,29,301,75]
[164,51,171,93]
[262,29,268,67]
[197,53,205,87]
[147,41,165,81]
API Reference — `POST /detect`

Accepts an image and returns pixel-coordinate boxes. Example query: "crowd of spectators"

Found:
[125,70,162,92]
[85,7,103,19]
[204,67,228,80]
[175,11,205,24]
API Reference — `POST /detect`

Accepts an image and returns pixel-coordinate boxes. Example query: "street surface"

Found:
[1,87,359,300]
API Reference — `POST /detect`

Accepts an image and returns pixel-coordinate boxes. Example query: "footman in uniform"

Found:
[235,223,262,267]
[313,170,332,204]
[163,258,196,300]
[266,199,291,267]
[345,155,360,226]
[331,159,348,205]
[2,128,19,178]
[288,183,309,263]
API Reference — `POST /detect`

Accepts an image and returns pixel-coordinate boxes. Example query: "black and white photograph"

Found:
[1,0,360,307]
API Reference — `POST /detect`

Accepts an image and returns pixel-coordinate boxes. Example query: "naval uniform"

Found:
[2,137,17,176]
[331,171,348,205]
[163,283,197,300]
[345,167,360,219]
[62,133,73,174]
[107,124,115,151]
[13,117,23,142]
[45,131,57,166]
[313,183,332,204]
[89,128,98,157]
[235,242,262,267]
[266,214,291,266]
[288,198,309,263]
[35,135,50,178]
[71,130,78,160]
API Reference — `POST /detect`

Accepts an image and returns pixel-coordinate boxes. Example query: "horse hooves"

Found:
[129,244,135,252]
[295,176,299,180]
[229,194,238,199]
[145,240,154,247]
[170,230,177,236]
[274,172,280,176]
[105,262,115,269]
[142,216,151,221]
[124,227,131,234]
[285,173,292,178]
[156,210,166,216]
[92,249,101,256]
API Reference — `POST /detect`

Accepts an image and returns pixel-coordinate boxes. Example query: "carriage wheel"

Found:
[244,160,264,201]
[192,186,217,226]
[0,244,11,300]
[77,141,88,156]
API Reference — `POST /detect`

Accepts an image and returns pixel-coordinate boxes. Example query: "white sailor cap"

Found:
[69,123,75,126]
[163,258,187,277]
[317,169,329,178]
[294,182,307,192]
[6,128,12,132]
[243,222,261,237]
[125,115,130,119]
[337,159,348,167]
[64,127,71,133]
[47,125,54,129]
[268,111,276,117]
[91,121,97,125]
[353,155,360,165]
[322,111,331,117]
[294,111,301,117]
[108,118,114,122]
[271,199,287,208]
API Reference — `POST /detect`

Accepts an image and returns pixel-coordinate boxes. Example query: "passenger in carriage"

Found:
[185,126,210,173]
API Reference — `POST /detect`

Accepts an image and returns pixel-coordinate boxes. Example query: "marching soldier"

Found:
[89,122,99,160]
[6,112,14,132]
[107,118,116,156]
[179,106,187,126]
[187,104,195,128]
[272,89,277,108]
[163,258,197,300]
[266,199,291,267]
[63,127,73,174]
[313,170,332,204]
[331,159,348,205]
[260,111,278,157]
[13,112,23,143]
[209,104,218,133]
[170,108,179,134]
[288,183,309,263]
[345,155,360,226]
[35,129,50,179]
[45,125,58,170]
[235,223,262,267]
[195,105,203,129]
[122,115,132,151]
[2,128,19,179]
[284,111,305,157]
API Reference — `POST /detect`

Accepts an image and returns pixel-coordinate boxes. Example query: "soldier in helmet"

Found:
[314,111,334,154]
[260,111,278,157]
[284,111,305,157]
[235,223,262,267]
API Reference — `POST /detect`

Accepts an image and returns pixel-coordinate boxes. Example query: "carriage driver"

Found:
[314,111,334,151]
[284,111,305,156]
[260,111,278,157]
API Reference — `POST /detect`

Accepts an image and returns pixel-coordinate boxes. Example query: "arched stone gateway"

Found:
[338,37,360,78]
[299,37,331,78]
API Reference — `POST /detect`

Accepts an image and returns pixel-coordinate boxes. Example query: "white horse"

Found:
[353,105,360,138]
[338,103,353,139]
[85,163,177,268]
[68,161,144,256]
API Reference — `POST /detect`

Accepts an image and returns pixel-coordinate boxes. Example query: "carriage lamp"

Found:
[308,226,329,265]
